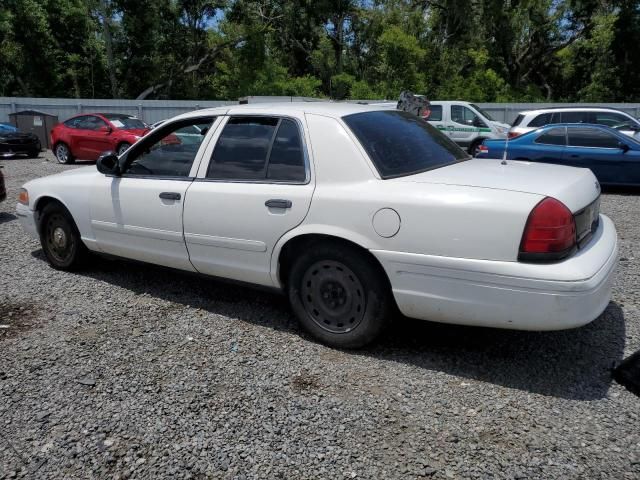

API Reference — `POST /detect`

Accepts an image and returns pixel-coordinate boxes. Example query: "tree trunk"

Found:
[99,0,118,98]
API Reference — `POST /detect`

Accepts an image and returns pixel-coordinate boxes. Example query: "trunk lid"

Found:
[394,158,600,212]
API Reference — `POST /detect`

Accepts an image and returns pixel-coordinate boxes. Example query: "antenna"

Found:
[501,120,510,164]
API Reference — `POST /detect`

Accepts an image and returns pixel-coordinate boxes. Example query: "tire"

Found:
[469,139,484,157]
[39,202,88,270]
[54,143,74,164]
[287,241,393,349]
[117,142,131,156]
[27,149,40,159]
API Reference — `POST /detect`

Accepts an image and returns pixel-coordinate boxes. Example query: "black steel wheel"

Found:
[288,241,393,348]
[39,203,87,270]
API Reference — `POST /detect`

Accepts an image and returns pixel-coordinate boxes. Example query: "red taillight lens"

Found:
[507,131,520,139]
[478,144,489,153]
[519,197,576,261]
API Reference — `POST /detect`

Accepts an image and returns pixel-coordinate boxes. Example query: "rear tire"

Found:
[287,241,393,349]
[39,203,88,270]
[54,143,74,164]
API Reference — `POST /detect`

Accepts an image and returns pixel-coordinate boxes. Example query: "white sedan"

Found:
[16,103,617,348]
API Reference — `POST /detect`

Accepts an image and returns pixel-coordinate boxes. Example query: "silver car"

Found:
[509,107,640,140]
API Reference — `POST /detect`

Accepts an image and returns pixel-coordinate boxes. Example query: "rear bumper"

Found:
[372,214,617,331]
[16,202,38,239]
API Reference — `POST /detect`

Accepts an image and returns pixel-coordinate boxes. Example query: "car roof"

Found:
[99,113,137,118]
[520,106,631,115]
[169,102,394,122]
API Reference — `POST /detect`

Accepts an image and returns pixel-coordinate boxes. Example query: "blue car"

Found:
[0,122,18,133]
[477,123,640,186]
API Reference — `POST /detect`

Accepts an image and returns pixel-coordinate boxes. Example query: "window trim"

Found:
[197,114,311,185]
[118,115,220,180]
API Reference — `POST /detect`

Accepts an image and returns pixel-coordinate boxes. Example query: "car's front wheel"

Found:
[287,242,393,349]
[39,202,88,270]
[117,142,131,156]
[54,143,74,164]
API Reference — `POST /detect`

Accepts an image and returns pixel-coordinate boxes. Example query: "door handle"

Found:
[159,192,181,200]
[570,154,580,158]
[265,199,292,209]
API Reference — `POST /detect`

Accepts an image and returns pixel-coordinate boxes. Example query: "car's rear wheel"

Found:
[469,139,484,157]
[39,203,87,270]
[54,143,74,164]
[27,149,40,159]
[287,242,393,349]
[117,142,131,156]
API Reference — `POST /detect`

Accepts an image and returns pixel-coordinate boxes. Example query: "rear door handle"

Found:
[159,192,181,200]
[265,199,292,209]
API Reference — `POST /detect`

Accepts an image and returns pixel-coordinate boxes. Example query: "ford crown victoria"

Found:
[16,103,617,348]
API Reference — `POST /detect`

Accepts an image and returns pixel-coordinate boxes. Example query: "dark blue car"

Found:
[477,123,640,186]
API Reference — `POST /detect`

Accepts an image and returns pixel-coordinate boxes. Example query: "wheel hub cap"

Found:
[52,227,67,248]
[301,260,366,334]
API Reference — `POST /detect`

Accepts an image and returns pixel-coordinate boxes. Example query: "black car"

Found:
[0,130,41,158]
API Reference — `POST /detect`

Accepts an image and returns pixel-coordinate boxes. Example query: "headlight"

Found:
[0,137,8,143]
[18,188,29,205]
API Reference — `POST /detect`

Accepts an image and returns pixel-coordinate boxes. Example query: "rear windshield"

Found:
[103,114,146,130]
[343,110,469,179]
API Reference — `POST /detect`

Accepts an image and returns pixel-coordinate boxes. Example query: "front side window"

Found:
[424,105,443,122]
[568,128,620,149]
[451,105,486,127]
[123,117,215,177]
[535,127,566,146]
[207,116,306,182]
[103,114,146,130]
[343,110,468,179]
[593,112,637,130]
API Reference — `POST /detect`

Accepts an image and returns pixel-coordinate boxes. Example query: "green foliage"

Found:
[0,0,638,101]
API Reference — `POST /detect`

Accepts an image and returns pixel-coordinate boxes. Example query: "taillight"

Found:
[478,144,489,153]
[507,131,520,139]
[519,197,576,262]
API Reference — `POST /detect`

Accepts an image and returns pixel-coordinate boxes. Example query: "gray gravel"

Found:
[1,152,639,479]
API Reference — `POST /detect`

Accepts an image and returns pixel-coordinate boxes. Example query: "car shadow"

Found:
[0,212,17,225]
[602,185,640,195]
[30,250,626,401]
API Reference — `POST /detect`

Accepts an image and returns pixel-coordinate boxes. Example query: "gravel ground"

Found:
[1,152,639,479]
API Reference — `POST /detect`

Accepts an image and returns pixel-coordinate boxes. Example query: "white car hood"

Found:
[394,159,600,212]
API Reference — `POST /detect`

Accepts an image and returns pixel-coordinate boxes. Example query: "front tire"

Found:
[117,142,131,156]
[287,242,393,349]
[39,203,88,270]
[27,149,40,159]
[54,143,74,164]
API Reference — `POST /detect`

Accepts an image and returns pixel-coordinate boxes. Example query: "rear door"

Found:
[424,104,447,135]
[183,114,314,287]
[564,127,624,184]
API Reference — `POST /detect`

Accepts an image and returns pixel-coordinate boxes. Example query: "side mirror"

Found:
[98,125,112,134]
[619,142,630,153]
[96,152,121,175]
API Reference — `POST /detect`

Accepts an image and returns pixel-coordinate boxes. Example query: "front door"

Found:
[449,104,485,149]
[90,116,219,270]
[183,115,314,286]
[79,115,113,160]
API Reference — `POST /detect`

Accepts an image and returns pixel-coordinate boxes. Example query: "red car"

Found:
[50,113,149,164]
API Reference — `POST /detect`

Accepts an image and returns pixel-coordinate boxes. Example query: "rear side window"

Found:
[535,127,566,146]
[64,116,89,129]
[528,113,551,128]
[568,128,620,148]
[343,110,468,179]
[207,116,306,182]
[561,111,588,123]
[512,114,524,127]
[424,105,442,121]
[593,112,637,129]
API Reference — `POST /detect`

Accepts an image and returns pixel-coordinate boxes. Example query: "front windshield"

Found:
[343,110,469,179]
[104,115,146,130]
[470,104,495,121]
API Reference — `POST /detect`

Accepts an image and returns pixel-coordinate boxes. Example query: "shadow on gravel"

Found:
[602,185,640,195]
[0,212,17,225]
[31,249,626,401]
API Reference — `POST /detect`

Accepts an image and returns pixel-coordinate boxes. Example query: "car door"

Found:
[449,104,485,148]
[67,115,93,158]
[529,127,567,163]
[564,127,624,184]
[81,115,113,160]
[90,116,220,270]
[183,114,314,287]
[424,104,447,134]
